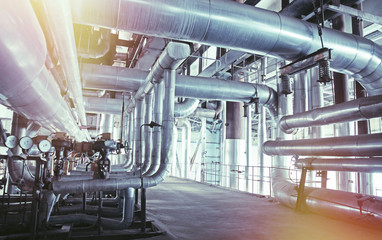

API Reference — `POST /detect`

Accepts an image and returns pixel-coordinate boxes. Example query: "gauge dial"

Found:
[5,135,18,149]
[38,139,52,153]
[19,136,33,150]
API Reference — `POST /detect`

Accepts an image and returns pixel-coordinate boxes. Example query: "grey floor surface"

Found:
[145,177,382,240]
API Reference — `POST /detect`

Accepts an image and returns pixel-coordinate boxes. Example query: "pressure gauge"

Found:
[38,139,52,153]
[5,135,18,149]
[19,136,33,150]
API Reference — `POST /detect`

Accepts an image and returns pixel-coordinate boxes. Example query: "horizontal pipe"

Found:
[81,64,278,116]
[280,94,382,133]
[0,0,83,140]
[71,0,382,95]
[84,97,123,115]
[263,133,382,156]
[295,157,382,173]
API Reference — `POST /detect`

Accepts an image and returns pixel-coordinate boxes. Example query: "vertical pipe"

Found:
[352,2,372,195]
[146,81,164,176]
[332,15,351,192]
[134,99,145,167]
[142,91,153,173]
[245,72,252,192]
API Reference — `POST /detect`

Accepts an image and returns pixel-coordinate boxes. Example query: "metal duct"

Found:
[175,99,200,118]
[134,37,167,70]
[125,42,190,113]
[263,133,382,157]
[134,99,145,167]
[52,70,176,193]
[81,64,278,117]
[84,96,123,115]
[71,0,382,95]
[280,94,382,134]
[295,157,382,173]
[42,1,88,133]
[145,82,165,176]
[0,0,83,140]
[99,114,114,135]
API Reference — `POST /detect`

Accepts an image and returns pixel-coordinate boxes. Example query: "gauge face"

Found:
[19,136,33,150]
[5,135,18,149]
[38,139,52,153]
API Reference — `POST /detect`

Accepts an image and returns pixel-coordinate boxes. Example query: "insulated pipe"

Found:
[71,0,382,95]
[42,1,88,135]
[145,82,165,176]
[175,99,200,118]
[279,94,382,134]
[99,114,114,135]
[134,99,145,167]
[263,133,382,157]
[0,0,83,140]
[142,91,153,174]
[84,96,123,115]
[295,157,382,173]
[190,108,217,119]
[125,42,190,113]
[52,70,176,193]
[176,118,191,179]
[81,64,278,117]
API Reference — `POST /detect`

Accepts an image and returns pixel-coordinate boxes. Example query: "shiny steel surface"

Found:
[142,91,153,173]
[264,133,382,156]
[176,118,191,179]
[174,99,200,118]
[279,94,382,133]
[83,96,122,115]
[295,157,382,173]
[81,64,278,116]
[42,1,88,134]
[146,82,164,176]
[71,0,382,95]
[0,0,83,139]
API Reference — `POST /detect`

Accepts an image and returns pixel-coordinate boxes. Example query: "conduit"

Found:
[142,91,153,174]
[0,0,83,139]
[176,118,191,178]
[84,96,123,115]
[71,0,382,95]
[280,94,382,134]
[295,157,382,173]
[263,133,382,157]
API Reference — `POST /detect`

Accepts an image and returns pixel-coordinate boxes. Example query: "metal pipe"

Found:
[176,119,191,179]
[175,99,200,118]
[0,0,83,140]
[264,133,382,157]
[52,70,176,193]
[142,91,153,174]
[125,42,190,113]
[42,1,88,136]
[84,97,123,115]
[81,64,278,117]
[279,94,382,134]
[190,108,217,119]
[134,99,144,167]
[99,114,114,135]
[295,157,382,173]
[145,82,165,176]
[71,0,382,95]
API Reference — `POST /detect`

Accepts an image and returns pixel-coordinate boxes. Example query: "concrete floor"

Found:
[146,177,382,240]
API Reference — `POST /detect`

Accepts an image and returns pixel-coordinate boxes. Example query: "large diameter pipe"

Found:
[280,94,382,134]
[142,91,153,174]
[295,157,382,173]
[0,0,83,140]
[70,0,382,95]
[175,98,200,118]
[84,97,123,115]
[263,133,382,157]
[42,1,88,130]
